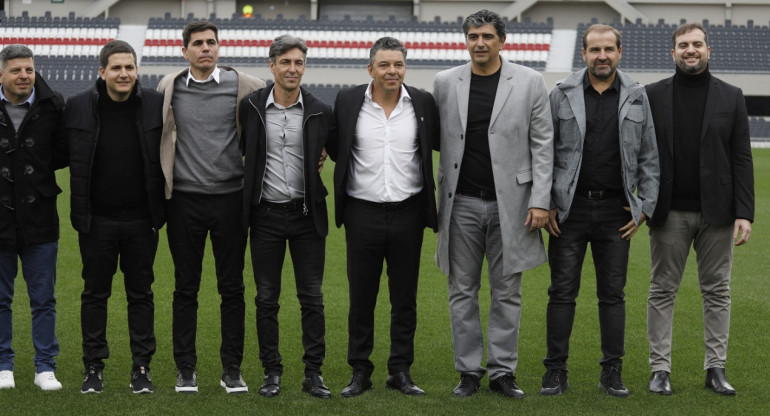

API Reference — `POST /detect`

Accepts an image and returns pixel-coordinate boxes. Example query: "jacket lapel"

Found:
[489,60,514,128]
[700,77,720,142]
[455,64,471,135]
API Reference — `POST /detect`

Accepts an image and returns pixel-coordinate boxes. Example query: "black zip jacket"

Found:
[239,86,333,238]
[64,79,165,233]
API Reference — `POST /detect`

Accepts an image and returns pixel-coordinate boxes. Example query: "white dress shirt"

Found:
[346,82,422,203]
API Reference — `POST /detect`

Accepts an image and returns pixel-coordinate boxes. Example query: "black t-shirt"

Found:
[457,67,501,196]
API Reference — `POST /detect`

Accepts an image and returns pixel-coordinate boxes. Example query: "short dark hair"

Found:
[368,36,407,67]
[672,22,708,48]
[269,34,308,63]
[582,24,622,50]
[462,9,506,41]
[182,21,219,48]
[0,44,34,71]
[99,40,136,69]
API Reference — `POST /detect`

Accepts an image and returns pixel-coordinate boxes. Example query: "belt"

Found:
[348,192,422,211]
[577,189,624,200]
[456,189,496,201]
[258,199,307,214]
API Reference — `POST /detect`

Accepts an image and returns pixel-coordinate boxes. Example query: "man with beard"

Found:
[541,24,659,397]
[645,22,753,396]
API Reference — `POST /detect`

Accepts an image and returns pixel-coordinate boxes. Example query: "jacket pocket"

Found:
[516,168,533,184]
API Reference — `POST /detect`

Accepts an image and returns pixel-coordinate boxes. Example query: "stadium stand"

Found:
[140,12,551,70]
[572,18,770,73]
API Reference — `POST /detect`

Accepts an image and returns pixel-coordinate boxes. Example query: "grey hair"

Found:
[462,9,506,41]
[0,44,34,71]
[368,36,407,67]
[269,34,308,63]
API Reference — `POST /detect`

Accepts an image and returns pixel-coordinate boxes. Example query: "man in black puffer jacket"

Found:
[64,40,165,395]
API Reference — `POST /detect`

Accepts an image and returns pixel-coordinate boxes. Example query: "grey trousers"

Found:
[447,195,522,380]
[647,210,734,372]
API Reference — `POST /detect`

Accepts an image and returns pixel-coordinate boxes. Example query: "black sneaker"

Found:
[220,366,248,394]
[130,366,154,394]
[81,365,103,394]
[175,365,198,393]
[489,373,525,398]
[540,369,569,396]
[599,364,630,397]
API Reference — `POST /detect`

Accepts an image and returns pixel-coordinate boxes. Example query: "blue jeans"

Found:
[0,241,59,372]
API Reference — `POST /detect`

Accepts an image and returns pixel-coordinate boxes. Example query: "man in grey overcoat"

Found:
[433,9,553,399]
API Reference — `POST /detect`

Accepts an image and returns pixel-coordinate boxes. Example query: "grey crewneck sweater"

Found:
[171,70,243,194]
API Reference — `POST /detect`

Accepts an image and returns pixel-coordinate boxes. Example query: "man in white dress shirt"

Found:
[327,37,439,398]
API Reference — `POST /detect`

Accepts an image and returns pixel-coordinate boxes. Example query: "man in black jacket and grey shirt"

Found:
[64,40,165,395]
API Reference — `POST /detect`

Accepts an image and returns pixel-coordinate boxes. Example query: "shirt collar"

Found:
[583,70,620,93]
[266,86,304,109]
[365,81,411,104]
[0,85,35,106]
[185,66,220,87]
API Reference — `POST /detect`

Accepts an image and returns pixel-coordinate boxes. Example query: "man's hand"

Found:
[544,209,561,237]
[619,207,647,240]
[525,208,549,232]
[318,147,328,173]
[734,219,751,246]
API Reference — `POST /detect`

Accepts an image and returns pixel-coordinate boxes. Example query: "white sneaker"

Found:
[0,370,14,389]
[34,371,62,391]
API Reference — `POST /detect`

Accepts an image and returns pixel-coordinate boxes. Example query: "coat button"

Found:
[448,192,453,198]
[0,138,9,149]
[24,165,34,175]
[26,194,35,203]
[454,163,458,169]
[24,137,34,147]
[0,167,9,179]
[460,134,464,140]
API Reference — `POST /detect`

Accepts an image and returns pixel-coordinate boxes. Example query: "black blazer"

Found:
[239,86,333,238]
[645,74,754,227]
[327,84,439,231]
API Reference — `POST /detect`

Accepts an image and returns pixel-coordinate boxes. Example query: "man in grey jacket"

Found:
[541,24,659,398]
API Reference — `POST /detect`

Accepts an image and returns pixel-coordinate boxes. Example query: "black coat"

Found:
[327,84,439,231]
[64,79,166,233]
[0,73,66,246]
[646,74,754,227]
[239,86,332,238]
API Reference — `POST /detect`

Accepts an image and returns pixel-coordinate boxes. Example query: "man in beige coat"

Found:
[433,9,553,399]
[157,21,264,394]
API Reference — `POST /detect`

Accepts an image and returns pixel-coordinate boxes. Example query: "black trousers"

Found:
[544,195,631,370]
[79,216,157,370]
[343,193,426,377]
[167,190,246,370]
[250,202,325,377]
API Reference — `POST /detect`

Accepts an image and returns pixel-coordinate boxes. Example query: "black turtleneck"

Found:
[91,83,149,219]
[671,65,710,212]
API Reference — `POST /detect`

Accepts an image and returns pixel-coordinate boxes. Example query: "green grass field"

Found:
[3,149,769,415]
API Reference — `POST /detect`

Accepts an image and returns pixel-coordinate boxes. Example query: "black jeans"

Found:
[343,194,426,377]
[544,195,631,370]
[250,202,326,377]
[79,216,158,370]
[167,190,246,370]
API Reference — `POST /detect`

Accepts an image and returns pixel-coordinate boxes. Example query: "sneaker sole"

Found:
[598,382,630,397]
[220,380,248,394]
[35,384,63,391]
[81,388,103,394]
[130,384,154,394]
[540,381,569,396]
[175,385,198,393]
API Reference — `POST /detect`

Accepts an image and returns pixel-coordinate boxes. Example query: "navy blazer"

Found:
[327,83,439,231]
[645,74,754,227]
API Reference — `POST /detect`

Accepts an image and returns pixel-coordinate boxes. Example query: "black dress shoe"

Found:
[386,372,425,396]
[453,373,480,397]
[302,375,332,399]
[341,372,372,398]
[649,371,672,396]
[258,375,281,397]
[705,368,736,396]
[489,373,525,399]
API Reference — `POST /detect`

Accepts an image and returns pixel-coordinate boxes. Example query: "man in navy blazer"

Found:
[327,36,439,398]
[645,22,754,396]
